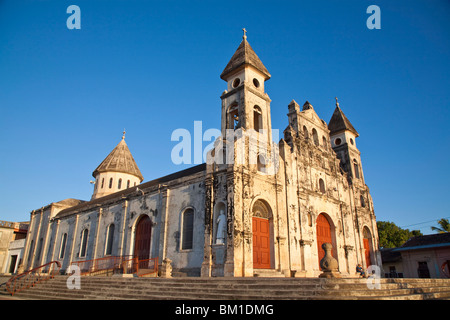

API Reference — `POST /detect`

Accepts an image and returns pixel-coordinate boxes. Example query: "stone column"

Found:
[68,214,79,269]
[39,215,53,267]
[119,200,129,257]
[201,176,213,277]
[158,186,170,268]
[223,172,235,277]
[30,208,44,269]
[49,220,60,262]
[92,208,103,261]
[241,173,253,277]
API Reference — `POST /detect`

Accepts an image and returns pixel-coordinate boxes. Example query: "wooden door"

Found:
[363,238,372,267]
[134,215,152,260]
[253,217,271,269]
[316,214,332,269]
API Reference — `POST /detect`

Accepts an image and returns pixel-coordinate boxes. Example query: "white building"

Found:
[21,34,380,278]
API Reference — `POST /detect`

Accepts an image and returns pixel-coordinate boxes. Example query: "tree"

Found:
[431,218,450,233]
[377,221,422,249]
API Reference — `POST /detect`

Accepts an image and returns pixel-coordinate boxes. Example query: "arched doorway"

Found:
[316,213,334,270]
[363,227,373,268]
[252,200,272,269]
[134,215,152,260]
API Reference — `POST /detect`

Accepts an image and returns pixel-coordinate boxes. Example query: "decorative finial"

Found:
[122,129,126,140]
[242,28,247,40]
[335,97,339,107]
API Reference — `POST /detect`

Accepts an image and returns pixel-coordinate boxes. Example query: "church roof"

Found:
[328,105,359,137]
[220,36,271,80]
[57,164,206,219]
[92,137,143,181]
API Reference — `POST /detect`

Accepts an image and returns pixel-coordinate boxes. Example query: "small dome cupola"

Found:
[91,131,143,200]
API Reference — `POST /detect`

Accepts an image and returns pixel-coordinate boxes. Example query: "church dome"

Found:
[92,135,143,181]
[91,132,143,200]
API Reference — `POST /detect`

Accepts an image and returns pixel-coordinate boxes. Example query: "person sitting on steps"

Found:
[356,264,366,278]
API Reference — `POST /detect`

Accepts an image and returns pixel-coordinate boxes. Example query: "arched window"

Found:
[27,240,34,263]
[101,178,104,188]
[35,238,43,263]
[109,178,113,189]
[353,159,360,179]
[312,128,319,146]
[319,178,326,193]
[118,178,122,189]
[105,224,115,255]
[253,106,262,132]
[127,180,130,189]
[360,195,366,207]
[257,154,267,173]
[228,104,239,130]
[181,208,194,250]
[322,136,327,148]
[80,229,89,257]
[59,233,68,259]
[303,126,309,139]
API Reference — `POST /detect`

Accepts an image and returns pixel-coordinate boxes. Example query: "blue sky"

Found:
[0,0,449,235]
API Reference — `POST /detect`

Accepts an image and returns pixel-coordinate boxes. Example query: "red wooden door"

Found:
[253,217,271,269]
[363,238,372,267]
[134,216,152,260]
[316,214,332,269]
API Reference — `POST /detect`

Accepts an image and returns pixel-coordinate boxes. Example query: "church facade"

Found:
[21,34,380,278]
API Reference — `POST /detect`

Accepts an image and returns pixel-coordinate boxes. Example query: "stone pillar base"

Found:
[159,258,172,278]
[319,271,341,278]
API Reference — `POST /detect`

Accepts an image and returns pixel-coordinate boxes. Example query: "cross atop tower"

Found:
[242,28,247,40]
[122,129,126,140]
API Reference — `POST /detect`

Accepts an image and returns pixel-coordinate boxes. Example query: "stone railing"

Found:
[0,220,28,231]
[0,220,15,228]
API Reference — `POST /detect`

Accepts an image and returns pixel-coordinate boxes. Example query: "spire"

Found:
[220,30,271,81]
[328,99,359,137]
[92,134,144,181]
[302,101,314,111]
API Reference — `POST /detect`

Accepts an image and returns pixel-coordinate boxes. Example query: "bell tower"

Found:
[219,29,273,144]
[211,30,280,277]
[328,98,365,185]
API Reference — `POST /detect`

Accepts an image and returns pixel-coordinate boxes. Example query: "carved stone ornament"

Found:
[160,258,173,278]
[319,243,341,278]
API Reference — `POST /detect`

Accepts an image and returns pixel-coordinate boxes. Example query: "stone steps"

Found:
[6,275,450,300]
